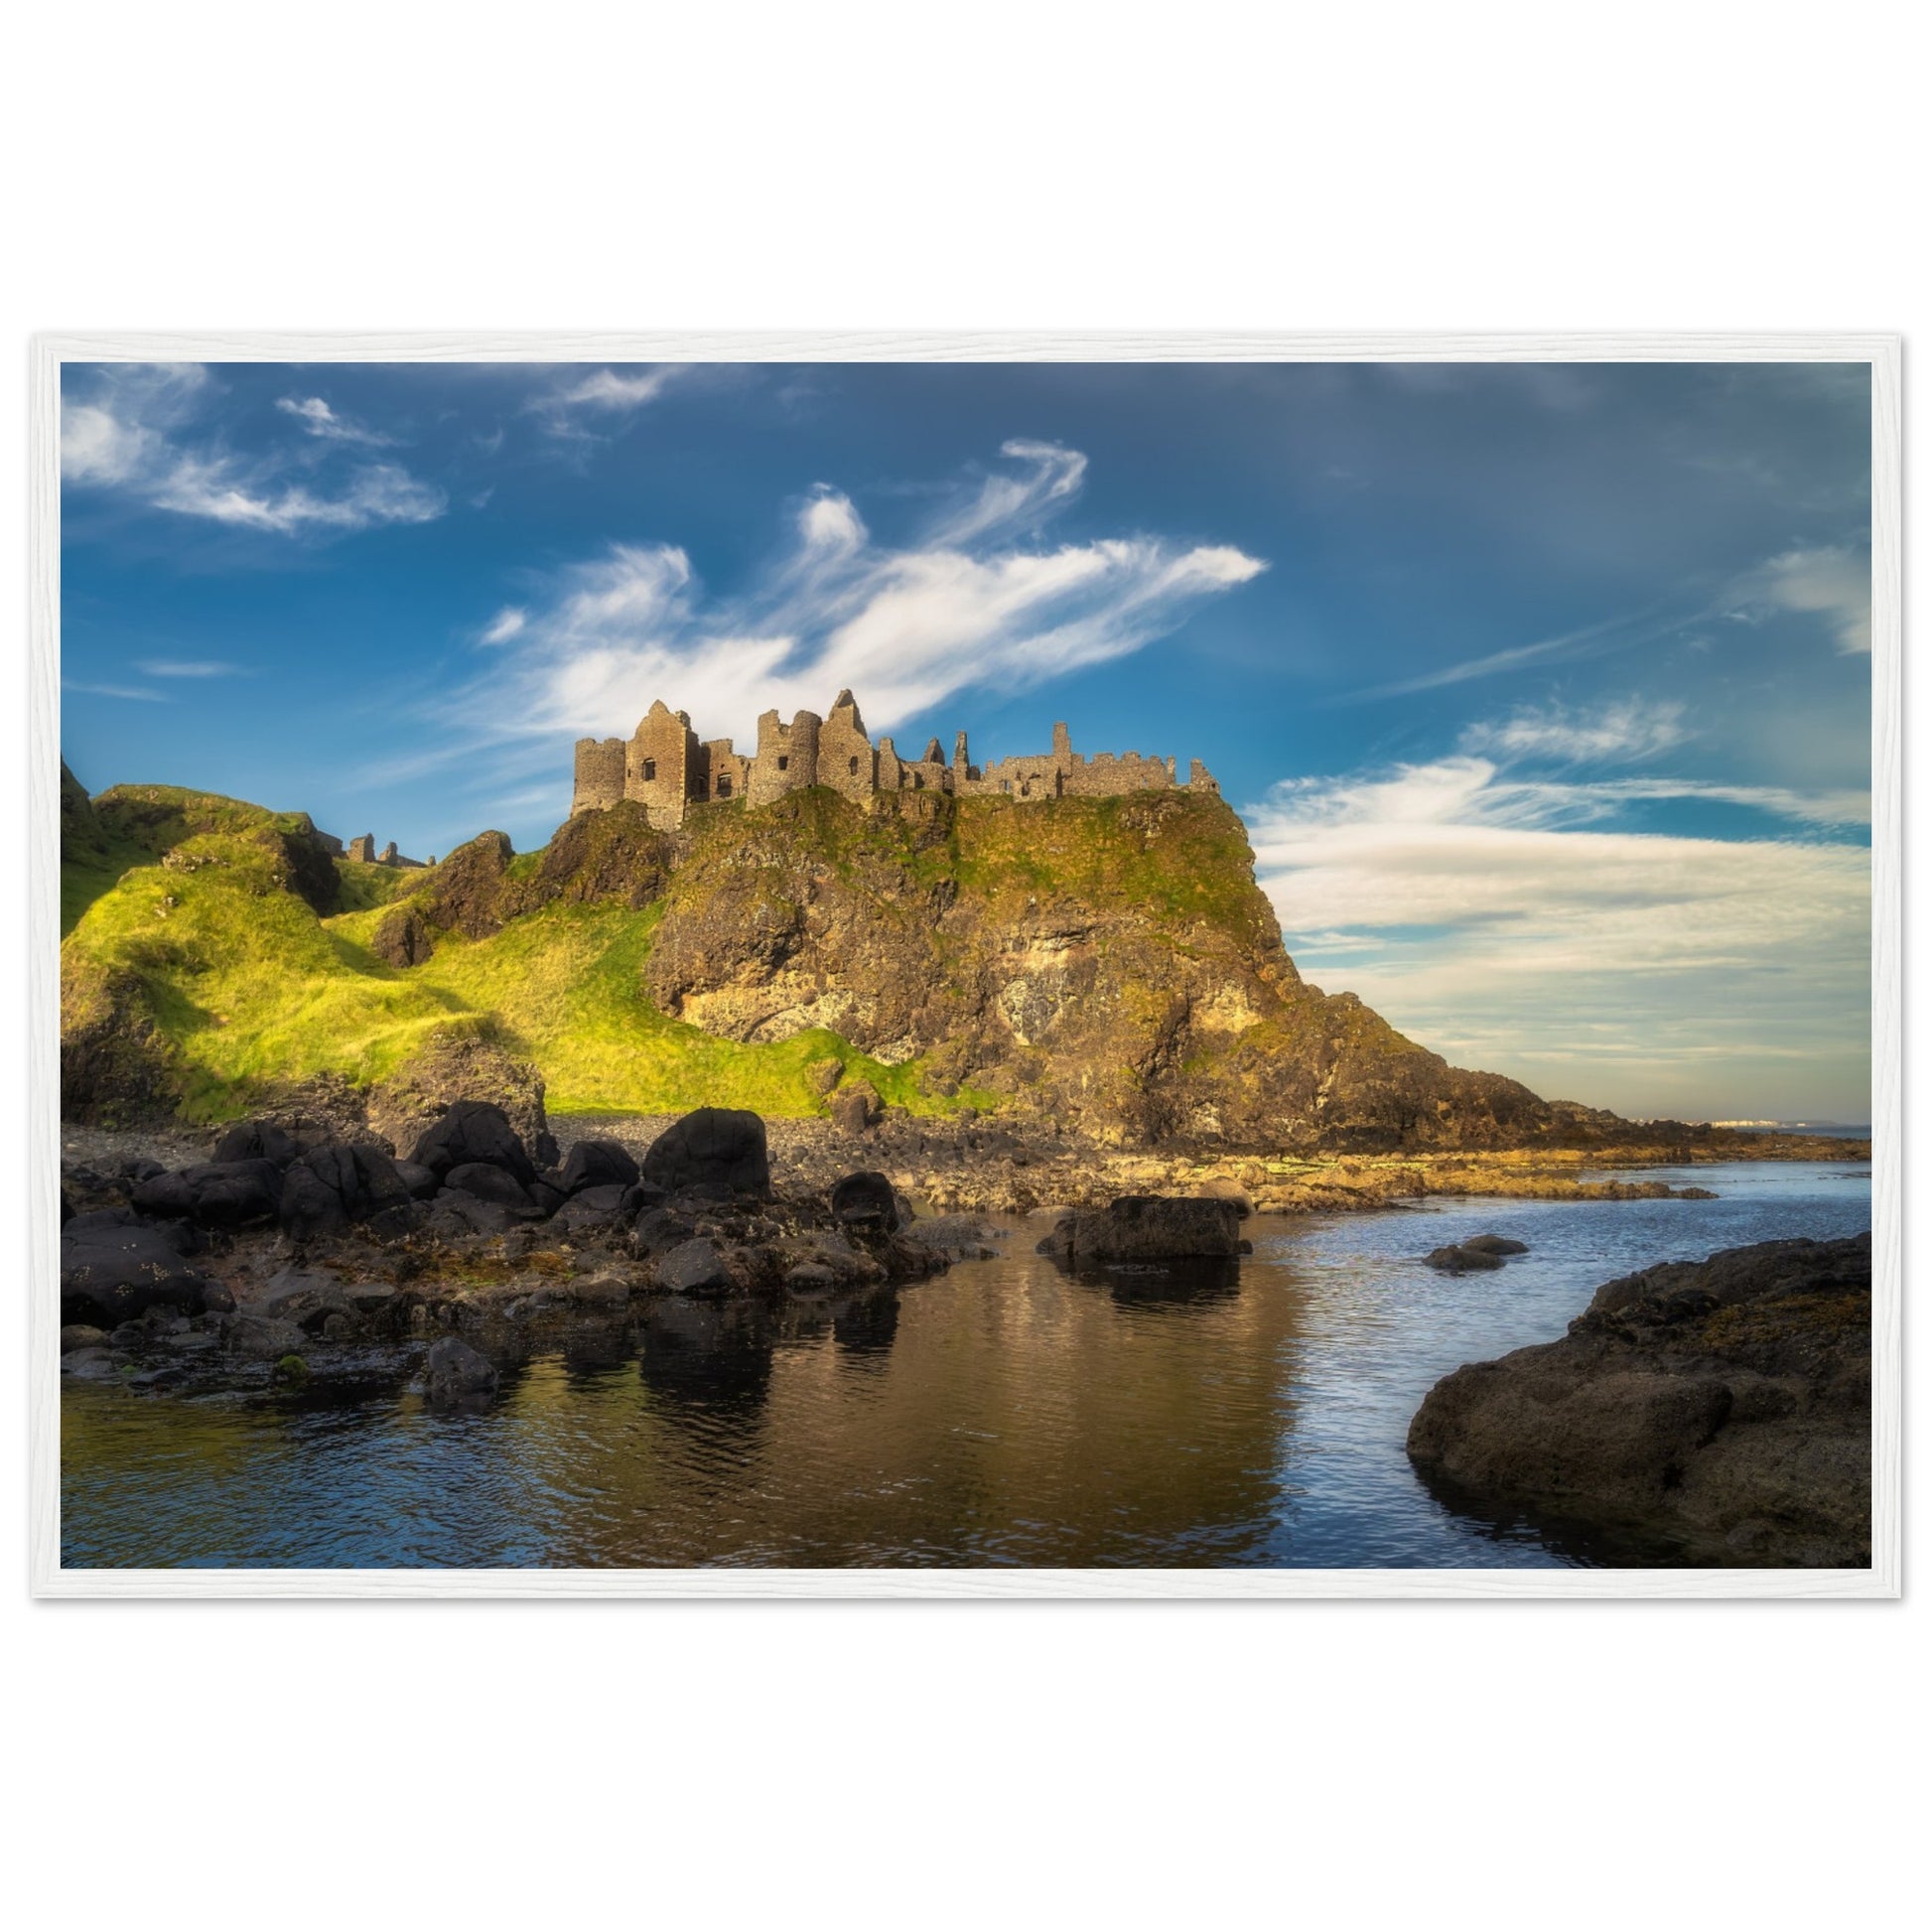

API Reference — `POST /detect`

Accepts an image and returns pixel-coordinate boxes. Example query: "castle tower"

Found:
[571,737,626,814]
[819,689,876,803]
[748,708,823,806]
[625,700,705,829]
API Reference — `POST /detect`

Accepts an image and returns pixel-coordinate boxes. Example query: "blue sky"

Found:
[60,359,1871,1123]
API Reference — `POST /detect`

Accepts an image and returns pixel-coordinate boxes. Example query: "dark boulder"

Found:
[656,1237,735,1297]
[559,1138,641,1194]
[369,1034,559,1171]
[279,1159,351,1242]
[423,1191,514,1238]
[1460,1234,1529,1257]
[1037,1195,1244,1265]
[393,1160,440,1200]
[444,1162,546,1219]
[130,1159,283,1229]
[830,1171,899,1233]
[210,1118,305,1169]
[410,1099,537,1186]
[424,1336,499,1408]
[1425,1243,1506,1274]
[828,1081,881,1136]
[61,1221,211,1325]
[226,1313,311,1360]
[1407,1234,1872,1567]
[277,1142,415,1241]
[632,1205,696,1255]
[259,1269,364,1336]
[640,1108,769,1200]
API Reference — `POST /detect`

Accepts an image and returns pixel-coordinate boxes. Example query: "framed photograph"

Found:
[31,333,1899,1597]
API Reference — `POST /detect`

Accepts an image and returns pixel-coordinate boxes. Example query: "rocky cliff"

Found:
[61,765,1628,1151]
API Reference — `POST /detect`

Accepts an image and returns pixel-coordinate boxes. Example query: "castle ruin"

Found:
[571,691,1219,828]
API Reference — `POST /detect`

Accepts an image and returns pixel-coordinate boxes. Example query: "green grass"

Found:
[62,778,1254,1125]
[63,814,979,1122]
[333,860,435,912]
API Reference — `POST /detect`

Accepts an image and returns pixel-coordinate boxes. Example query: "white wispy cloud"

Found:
[133,659,244,678]
[64,679,170,703]
[529,365,685,436]
[1730,544,1871,654]
[274,394,397,446]
[1245,756,1870,1117]
[447,439,1266,746]
[1460,696,1690,763]
[62,365,446,537]
[480,607,528,645]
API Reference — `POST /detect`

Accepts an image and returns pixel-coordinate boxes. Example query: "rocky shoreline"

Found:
[1406,1234,1872,1567]
[61,1111,1866,1225]
[60,1099,1871,1569]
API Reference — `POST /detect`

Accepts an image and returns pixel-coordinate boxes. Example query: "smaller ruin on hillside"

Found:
[342,835,428,869]
[571,690,1219,830]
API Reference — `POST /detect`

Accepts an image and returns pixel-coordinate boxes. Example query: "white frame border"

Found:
[28,331,1902,1600]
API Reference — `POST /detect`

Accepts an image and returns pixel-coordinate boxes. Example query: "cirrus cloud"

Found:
[62,364,445,537]
[445,439,1266,754]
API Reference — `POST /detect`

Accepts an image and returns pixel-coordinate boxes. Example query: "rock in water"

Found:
[640,1108,770,1200]
[1037,1195,1244,1264]
[1425,1243,1506,1273]
[1406,1233,1871,1567]
[1459,1234,1529,1257]
[423,1336,500,1408]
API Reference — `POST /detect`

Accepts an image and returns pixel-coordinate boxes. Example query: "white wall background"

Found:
[4,5,1922,1926]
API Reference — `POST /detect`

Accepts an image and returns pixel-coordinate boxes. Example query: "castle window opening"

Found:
[716,775,732,798]
[913,772,924,789]
[642,759,656,782]
[777,756,789,772]
[849,757,860,774]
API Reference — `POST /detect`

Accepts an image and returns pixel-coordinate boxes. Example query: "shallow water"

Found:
[60,1161,1871,1570]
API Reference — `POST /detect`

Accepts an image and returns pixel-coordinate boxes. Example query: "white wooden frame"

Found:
[28,332,1902,1599]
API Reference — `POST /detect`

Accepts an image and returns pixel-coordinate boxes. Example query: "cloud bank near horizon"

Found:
[1247,717,1870,1120]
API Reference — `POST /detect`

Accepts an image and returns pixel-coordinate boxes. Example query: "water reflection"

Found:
[60,1162,1874,1571]
[1066,1256,1245,1307]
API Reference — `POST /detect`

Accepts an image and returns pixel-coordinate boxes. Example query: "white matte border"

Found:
[29,331,1902,1600]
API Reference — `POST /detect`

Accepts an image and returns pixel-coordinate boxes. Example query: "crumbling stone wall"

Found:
[572,693,1217,819]
[701,739,753,803]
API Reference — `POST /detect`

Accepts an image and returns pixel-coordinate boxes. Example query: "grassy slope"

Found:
[63,782,967,1122]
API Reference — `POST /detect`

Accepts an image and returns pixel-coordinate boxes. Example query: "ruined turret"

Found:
[570,692,1218,817]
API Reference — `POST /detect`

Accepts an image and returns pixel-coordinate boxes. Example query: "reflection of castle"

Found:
[572,689,1219,829]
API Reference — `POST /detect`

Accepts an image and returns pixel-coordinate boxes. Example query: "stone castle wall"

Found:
[570,687,1216,822]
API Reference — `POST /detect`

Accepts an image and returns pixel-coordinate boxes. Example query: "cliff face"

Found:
[398,786,1587,1152]
[60,771,1605,1151]
[659,788,1588,1149]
